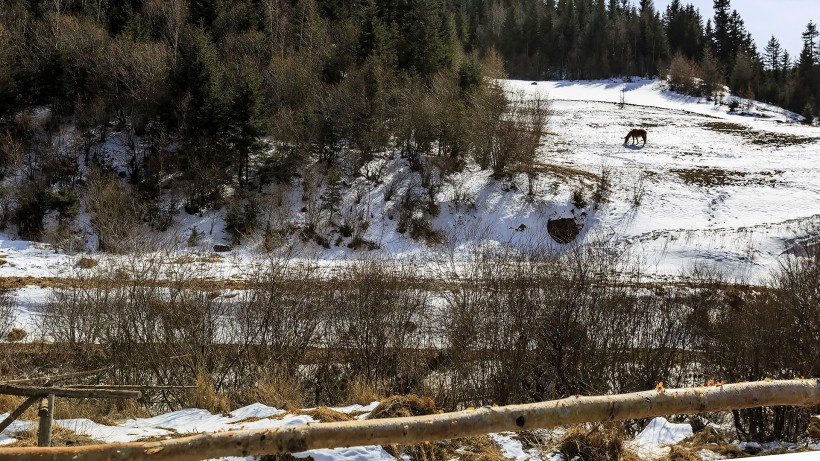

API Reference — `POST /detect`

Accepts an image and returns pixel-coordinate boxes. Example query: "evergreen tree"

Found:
[228,64,266,189]
[637,0,669,77]
[799,21,818,70]
[763,36,782,72]
[663,0,703,60]
[710,0,731,64]
[556,0,580,78]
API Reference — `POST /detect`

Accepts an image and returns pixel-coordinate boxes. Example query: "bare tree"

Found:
[145,0,188,61]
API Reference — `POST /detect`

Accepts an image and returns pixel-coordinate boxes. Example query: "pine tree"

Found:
[228,65,266,189]
[637,0,669,77]
[764,36,782,72]
[799,21,818,70]
[710,0,731,64]
[664,0,703,60]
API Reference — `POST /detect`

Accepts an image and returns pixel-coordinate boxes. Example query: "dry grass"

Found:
[367,394,437,419]
[666,446,701,461]
[0,394,39,420]
[246,370,305,411]
[507,162,601,182]
[702,121,818,146]
[167,254,224,265]
[5,424,100,447]
[344,378,385,406]
[384,436,508,461]
[702,121,747,133]
[556,423,626,461]
[674,426,749,459]
[75,257,99,269]
[188,371,232,415]
[297,407,352,423]
[670,167,779,187]
[6,326,26,341]
[53,398,152,424]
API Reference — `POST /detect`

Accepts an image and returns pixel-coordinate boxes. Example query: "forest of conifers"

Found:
[0,0,818,242]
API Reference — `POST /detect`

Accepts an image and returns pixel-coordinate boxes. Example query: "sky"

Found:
[654,0,819,58]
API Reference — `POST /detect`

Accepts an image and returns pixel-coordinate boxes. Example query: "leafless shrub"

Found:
[437,242,691,407]
[317,259,433,403]
[687,251,820,440]
[630,170,647,207]
[669,53,701,96]
[0,288,15,340]
[475,86,551,177]
[592,163,612,206]
[84,171,146,252]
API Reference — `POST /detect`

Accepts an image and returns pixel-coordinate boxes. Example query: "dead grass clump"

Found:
[712,443,748,458]
[688,426,725,445]
[515,430,548,450]
[298,407,352,423]
[344,378,385,406]
[248,370,304,411]
[54,398,151,424]
[0,394,39,420]
[188,371,232,415]
[666,446,700,461]
[386,436,507,461]
[556,423,625,461]
[6,327,26,342]
[677,426,748,459]
[366,394,436,420]
[619,448,644,461]
[7,424,100,447]
[75,257,98,269]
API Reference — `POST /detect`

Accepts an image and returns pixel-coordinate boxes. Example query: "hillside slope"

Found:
[0,78,818,287]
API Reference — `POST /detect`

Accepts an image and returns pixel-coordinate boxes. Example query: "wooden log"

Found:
[0,396,40,434]
[1,367,113,386]
[0,379,819,461]
[0,384,141,400]
[36,395,53,447]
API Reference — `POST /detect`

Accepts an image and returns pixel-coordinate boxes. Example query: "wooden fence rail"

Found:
[1,378,819,461]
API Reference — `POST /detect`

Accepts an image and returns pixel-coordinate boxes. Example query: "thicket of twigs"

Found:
[1,244,818,441]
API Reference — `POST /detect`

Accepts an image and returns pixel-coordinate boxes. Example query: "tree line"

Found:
[488,0,819,118]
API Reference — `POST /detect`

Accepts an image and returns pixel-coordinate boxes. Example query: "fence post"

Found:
[37,394,54,447]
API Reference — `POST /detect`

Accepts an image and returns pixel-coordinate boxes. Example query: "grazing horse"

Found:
[624,129,647,145]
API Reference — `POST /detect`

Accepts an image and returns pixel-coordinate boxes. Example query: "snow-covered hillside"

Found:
[509,78,820,281]
[2,78,820,460]
[2,78,818,287]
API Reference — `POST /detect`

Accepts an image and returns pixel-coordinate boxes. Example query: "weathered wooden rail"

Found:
[1,378,819,461]
[0,384,142,447]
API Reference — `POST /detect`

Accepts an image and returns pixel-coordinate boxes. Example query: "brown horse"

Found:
[624,129,647,145]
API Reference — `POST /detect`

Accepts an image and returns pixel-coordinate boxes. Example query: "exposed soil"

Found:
[547,217,582,244]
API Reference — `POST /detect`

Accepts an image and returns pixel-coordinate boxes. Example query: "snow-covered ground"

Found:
[1,408,816,460]
[508,78,820,282]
